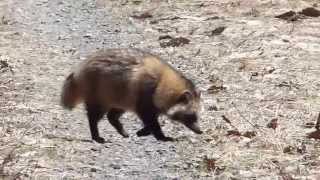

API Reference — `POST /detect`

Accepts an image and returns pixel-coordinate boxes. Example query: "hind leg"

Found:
[107,108,128,138]
[86,103,106,143]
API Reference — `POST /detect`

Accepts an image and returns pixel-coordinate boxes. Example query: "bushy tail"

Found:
[60,73,81,110]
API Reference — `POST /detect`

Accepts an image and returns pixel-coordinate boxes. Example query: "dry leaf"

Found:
[297,143,306,154]
[207,81,226,94]
[242,131,257,138]
[204,157,216,171]
[304,122,315,128]
[208,105,218,111]
[281,173,295,180]
[0,60,9,69]
[207,26,226,36]
[275,11,298,21]
[227,130,241,136]
[267,118,278,130]
[159,36,190,48]
[131,12,153,19]
[283,146,295,154]
[299,7,320,17]
[307,130,320,139]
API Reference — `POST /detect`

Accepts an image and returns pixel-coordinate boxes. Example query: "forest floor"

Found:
[1,0,320,179]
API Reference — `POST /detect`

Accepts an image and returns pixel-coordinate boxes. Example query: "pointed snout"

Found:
[185,121,203,134]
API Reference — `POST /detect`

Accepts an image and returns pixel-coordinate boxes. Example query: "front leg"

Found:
[137,126,174,142]
[151,123,174,142]
[136,126,151,137]
[135,77,173,141]
[137,111,174,142]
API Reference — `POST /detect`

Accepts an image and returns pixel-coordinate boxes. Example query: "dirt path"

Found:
[1,0,320,179]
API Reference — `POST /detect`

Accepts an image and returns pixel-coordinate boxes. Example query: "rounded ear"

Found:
[177,90,192,104]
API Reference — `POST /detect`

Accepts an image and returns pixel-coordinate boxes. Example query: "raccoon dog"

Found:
[61,48,202,143]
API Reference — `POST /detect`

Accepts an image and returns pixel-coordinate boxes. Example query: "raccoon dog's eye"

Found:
[178,90,192,104]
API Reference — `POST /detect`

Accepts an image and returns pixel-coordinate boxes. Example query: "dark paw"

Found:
[136,128,152,137]
[120,131,129,138]
[93,137,105,143]
[156,136,175,142]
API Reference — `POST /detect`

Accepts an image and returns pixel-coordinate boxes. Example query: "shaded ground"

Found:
[1,0,320,179]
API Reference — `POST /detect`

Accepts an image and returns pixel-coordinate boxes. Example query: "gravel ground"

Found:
[1,0,320,179]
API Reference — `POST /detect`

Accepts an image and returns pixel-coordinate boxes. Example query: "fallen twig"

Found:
[315,112,320,130]
[221,115,238,130]
[231,101,258,128]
